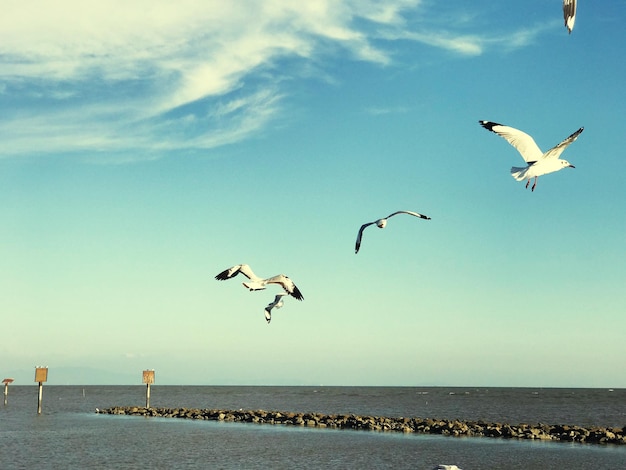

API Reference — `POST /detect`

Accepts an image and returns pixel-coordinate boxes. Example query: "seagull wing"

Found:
[355,222,375,254]
[215,265,240,280]
[266,275,304,301]
[386,210,431,221]
[215,264,260,281]
[237,264,262,280]
[563,0,576,34]
[541,127,584,160]
[267,293,287,308]
[479,120,543,163]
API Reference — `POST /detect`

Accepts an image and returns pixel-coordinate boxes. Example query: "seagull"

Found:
[355,210,431,254]
[479,120,582,192]
[264,293,287,323]
[563,0,577,34]
[215,264,304,300]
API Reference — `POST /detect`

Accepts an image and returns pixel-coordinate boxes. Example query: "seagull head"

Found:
[376,219,387,228]
[561,159,575,169]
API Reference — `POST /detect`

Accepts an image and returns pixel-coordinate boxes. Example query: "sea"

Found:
[1,386,624,469]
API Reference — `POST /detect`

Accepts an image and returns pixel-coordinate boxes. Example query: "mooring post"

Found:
[142,369,155,409]
[2,378,14,405]
[37,382,43,413]
[34,367,48,414]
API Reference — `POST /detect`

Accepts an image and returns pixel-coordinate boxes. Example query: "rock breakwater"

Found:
[95,407,626,445]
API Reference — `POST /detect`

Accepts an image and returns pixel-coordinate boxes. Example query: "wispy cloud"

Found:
[364,105,409,116]
[0,1,550,161]
[401,31,485,55]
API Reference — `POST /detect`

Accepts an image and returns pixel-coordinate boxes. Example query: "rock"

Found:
[92,406,624,446]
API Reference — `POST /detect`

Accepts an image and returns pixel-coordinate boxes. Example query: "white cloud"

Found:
[364,105,409,116]
[0,1,548,161]
[401,31,485,55]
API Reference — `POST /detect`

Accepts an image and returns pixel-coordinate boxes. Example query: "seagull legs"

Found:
[525,176,538,191]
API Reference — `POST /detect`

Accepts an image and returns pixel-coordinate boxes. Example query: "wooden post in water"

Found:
[34,367,48,414]
[142,369,155,409]
[3,378,14,405]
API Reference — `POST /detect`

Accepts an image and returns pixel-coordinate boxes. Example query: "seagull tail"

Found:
[242,281,266,291]
[510,166,528,181]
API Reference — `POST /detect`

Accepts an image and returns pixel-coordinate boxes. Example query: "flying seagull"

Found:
[355,210,431,254]
[264,293,287,324]
[215,264,304,300]
[479,120,582,192]
[563,0,577,34]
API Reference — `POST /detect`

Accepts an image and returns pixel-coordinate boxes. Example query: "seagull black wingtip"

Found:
[215,270,229,281]
[292,287,304,301]
[479,120,501,132]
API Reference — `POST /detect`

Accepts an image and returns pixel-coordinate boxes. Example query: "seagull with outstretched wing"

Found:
[355,210,431,254]
[479,120,582,192]
[264,293,287,324]
[215,264,304,300]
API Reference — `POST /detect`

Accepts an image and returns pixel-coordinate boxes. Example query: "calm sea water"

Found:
[1,386,625,469]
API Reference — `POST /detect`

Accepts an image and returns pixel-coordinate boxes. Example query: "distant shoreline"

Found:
[96,406,626,446]
[8,384,625,390]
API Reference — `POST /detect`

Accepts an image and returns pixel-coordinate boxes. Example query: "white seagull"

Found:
[563,0,577,34]
[479,120,582,192]
[215,264,304,301]
[355,210,431,254]
[264,293,287,324]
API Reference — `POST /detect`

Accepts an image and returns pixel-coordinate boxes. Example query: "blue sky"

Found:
[1,1,625,387]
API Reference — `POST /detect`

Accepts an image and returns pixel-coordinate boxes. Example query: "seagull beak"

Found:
[569,164,575,168]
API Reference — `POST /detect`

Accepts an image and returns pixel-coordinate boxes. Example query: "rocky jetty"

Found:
[95,406,626,445]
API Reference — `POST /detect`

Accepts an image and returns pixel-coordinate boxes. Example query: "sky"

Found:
[1,1,625,387]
